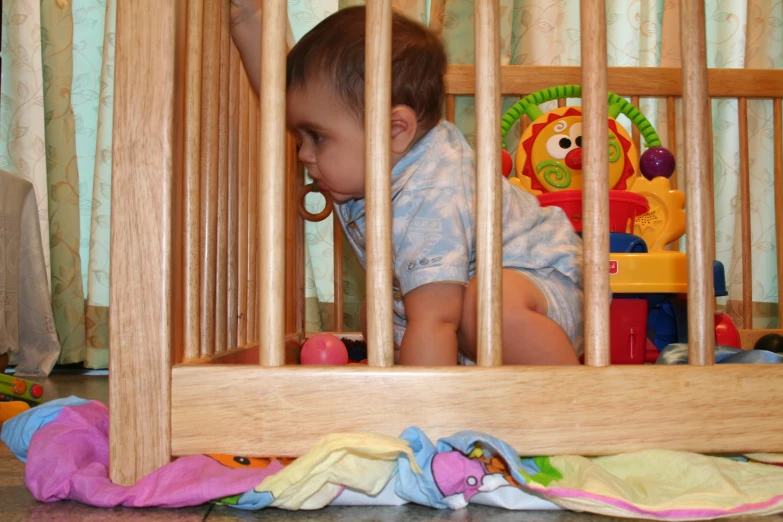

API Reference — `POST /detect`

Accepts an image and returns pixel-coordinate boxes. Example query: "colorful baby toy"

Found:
[300,334,350,365]
[500,85,740,364]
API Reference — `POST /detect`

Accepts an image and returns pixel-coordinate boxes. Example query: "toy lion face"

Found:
[512,107,639,194]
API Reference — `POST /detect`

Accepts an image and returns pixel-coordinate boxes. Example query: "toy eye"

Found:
[546,134,573,159]
[568,123,583,147]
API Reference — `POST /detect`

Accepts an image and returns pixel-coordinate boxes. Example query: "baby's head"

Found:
[286,6,446,203]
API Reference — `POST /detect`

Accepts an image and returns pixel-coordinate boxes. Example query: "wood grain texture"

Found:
[774,99,783,329]
[247,94,258,343]
[739,328,783,350]
[680,0,715,365]
[446,94,455,123]
[214,0,231,354]
[110,0,176,485]
[364,0,395,367]
[199,0,221,358]
[258,0,287,365]
[444,66,783,98]
[285,135,305,336]
[333,220,344,332]
[738,97,752,329]
[227,42,240,352]
[580,0,610,366]
[237,73,249,346]
[183,0,203,361]
[171,365,783,457]
[474,0,503,366]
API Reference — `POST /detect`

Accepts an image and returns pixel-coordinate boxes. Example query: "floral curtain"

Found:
[1,0,116,369]
[290,0,782,333]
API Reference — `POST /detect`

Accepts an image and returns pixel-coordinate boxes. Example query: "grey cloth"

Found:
[0,169,60,376]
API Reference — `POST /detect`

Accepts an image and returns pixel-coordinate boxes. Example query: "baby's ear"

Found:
[390,105,418,155]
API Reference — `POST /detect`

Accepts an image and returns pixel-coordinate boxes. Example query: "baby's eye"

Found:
[311,132,323,145]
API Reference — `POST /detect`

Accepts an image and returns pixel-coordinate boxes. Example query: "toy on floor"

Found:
[499,85,740,364]
[0,373,44,404]
[300,333,350,365]
[754,333,783,354]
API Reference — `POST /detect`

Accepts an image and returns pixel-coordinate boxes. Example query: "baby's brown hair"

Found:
[286,6,446,132]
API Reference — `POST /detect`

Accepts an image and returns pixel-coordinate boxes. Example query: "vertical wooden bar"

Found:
[285,134,306,336]
[474,0,503,366]
[238,74,249,346]
[110,0,176,485]
[446,95,456,123]
[666,96,678,190]
[680,0,715,365]
[258,0,287,366]
[365,0,395,367]
[199,0,221,358]
[774,99,783,328]
[183,0,203,361]
[247,94,259,343]
[631,96,641,152]
[227,42,240,351]
[738,97,752,328]
[580,0,610,366]
[558,98,566,108]
[333,221,345,332]
[214,0,231,353]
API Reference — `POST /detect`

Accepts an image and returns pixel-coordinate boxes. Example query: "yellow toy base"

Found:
[609,251,687,294]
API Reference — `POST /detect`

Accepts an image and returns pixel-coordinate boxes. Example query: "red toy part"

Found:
[501,149,513,177]
[714,312,741,348]
[609,298,648,364]
[300,334,349,365]
[537,190,649,233]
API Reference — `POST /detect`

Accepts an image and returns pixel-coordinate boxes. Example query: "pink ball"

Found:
[300,334,349,365]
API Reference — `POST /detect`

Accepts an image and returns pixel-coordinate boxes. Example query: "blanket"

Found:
[2,396,783,520]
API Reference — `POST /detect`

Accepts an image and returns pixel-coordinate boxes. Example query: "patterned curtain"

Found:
[290,0,782,333]
[1,0,116,369]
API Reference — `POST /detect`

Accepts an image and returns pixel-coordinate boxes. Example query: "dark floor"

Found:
[0,374,781,521]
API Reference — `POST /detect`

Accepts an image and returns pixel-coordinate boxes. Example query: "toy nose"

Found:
[565,148,582,170]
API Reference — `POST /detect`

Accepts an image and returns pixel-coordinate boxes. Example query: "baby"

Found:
[231,3,584,366]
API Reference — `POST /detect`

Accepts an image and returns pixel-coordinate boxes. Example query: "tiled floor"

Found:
[1,374,781,521]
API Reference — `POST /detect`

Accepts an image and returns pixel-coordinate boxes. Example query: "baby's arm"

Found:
[399,282,465,365]
[229,0,262,95]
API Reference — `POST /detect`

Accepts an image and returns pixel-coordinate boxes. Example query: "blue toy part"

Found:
[656,343,783,364]
[713,260,728,297]
[577,232,648,253]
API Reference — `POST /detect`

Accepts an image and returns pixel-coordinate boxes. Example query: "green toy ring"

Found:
[499,85,662,150]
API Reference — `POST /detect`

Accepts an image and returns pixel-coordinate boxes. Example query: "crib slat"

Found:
[199,0,221,358]
[238,72,249,347]
[738,97,752,328]
[580,0,611,366]
[446,94,456,123]
[227,42,240,352]
[183,0,204,361]
[774,99,783,328]
[247,93,259,343]
[333,220,344,332]
[215,0,231,353]
[258,0,287,366]
[680,0,715,365]
[474,0,503,366]
[364,0,395,367]
[666,96,678,189]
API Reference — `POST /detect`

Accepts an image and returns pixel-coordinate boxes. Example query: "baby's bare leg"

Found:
[458,269,579,365]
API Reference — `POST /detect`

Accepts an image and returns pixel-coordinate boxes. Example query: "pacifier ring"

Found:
[296,182,334,222]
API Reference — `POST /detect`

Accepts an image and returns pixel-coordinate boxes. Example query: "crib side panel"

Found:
[109,0,179,486]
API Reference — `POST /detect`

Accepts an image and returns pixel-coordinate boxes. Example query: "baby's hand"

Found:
[230,0,261,28]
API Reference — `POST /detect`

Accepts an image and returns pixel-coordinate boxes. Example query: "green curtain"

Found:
[289,0,782,333]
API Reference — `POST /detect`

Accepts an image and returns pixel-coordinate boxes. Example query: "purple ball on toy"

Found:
[639,146,675,180]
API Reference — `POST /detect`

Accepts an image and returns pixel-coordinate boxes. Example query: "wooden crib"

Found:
[108,0,783,485]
